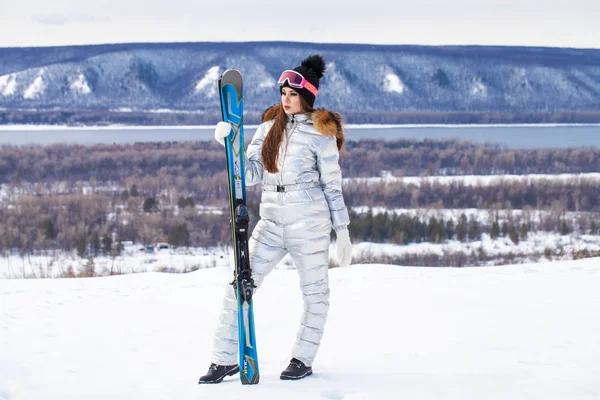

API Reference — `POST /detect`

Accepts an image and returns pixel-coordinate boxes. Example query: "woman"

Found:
[199,54,352,383]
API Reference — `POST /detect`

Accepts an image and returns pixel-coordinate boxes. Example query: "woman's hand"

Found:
[335,229,352,268]
[214,121,231,146]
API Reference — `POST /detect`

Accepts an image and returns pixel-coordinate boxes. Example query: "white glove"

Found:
[214,121,231,146]
[335,229,352,268]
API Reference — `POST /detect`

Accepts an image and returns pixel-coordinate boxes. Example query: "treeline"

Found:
[5,173,600,216]
[343,179,600,212]
[2,183,598,255]
[342,138,600,176]
[2,138,600,186]
[2,110,600,126]
[1,141,224,183]
[2,138,600,257]
[348,209,600,245]
[0,191,260,255]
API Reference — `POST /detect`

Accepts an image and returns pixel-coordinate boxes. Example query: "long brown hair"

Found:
[262,96,314,173]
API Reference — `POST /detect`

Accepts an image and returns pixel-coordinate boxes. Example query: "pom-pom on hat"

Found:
[279,54,326,107]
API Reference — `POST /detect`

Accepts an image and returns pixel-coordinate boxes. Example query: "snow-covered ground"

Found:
[1,259,599,399]
[0,245,233,279]
[2,231,600,278]
[353,232,600,264]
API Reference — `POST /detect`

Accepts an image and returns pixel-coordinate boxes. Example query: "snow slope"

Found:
[2,259,599,399]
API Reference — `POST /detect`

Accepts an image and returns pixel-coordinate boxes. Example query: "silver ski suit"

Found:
[210,109,350,367]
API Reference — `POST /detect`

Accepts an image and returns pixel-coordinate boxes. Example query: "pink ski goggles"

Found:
[277,70,318,97]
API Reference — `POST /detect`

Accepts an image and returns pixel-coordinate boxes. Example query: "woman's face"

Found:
[281,87,303,115]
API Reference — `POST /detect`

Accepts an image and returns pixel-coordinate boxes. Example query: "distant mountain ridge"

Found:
[1,41,599,124]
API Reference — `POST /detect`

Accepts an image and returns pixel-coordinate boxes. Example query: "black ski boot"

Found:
[280,358,313,380]
[198,363,239,384]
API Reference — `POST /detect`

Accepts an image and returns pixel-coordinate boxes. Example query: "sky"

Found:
[0,0,598,49]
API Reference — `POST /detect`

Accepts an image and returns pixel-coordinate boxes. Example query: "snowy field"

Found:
[0,245,233,279]
[2,230,600,278]
[352,232,600,263]
[2,259,599,399]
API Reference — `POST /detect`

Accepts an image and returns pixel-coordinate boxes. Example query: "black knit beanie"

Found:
[279,54,326,107]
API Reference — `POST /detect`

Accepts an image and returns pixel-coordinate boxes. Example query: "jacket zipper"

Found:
[278,115,297,187]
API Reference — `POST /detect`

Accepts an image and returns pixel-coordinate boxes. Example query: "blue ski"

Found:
[218,69,259,385]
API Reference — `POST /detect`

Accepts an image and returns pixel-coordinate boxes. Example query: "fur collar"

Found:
[262,104,345,150]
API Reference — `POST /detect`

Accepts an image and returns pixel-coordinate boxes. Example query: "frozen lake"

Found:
[0,124,599,148]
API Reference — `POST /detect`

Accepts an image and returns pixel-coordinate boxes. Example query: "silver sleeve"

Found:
[317,136,350,230]
[244,124,267,187]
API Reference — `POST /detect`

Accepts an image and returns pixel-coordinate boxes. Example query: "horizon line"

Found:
[1,40,600,52]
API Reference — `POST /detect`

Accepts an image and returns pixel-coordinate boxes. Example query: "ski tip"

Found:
[218,69,243,110]
[220,69,242,80]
